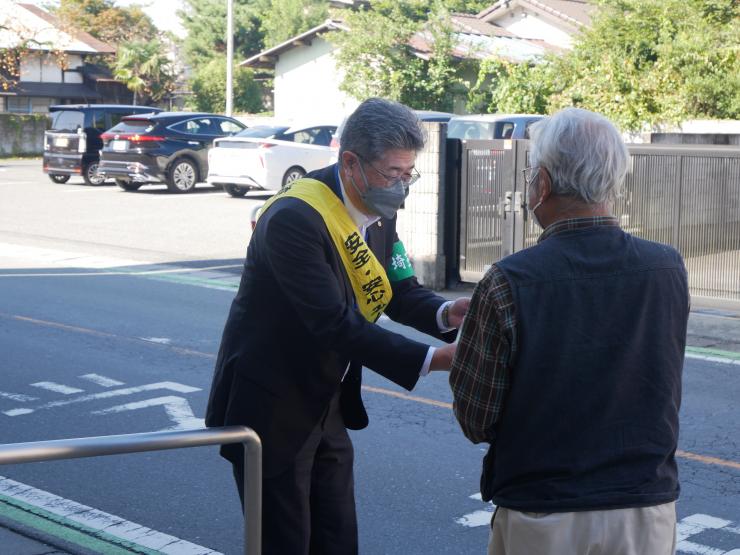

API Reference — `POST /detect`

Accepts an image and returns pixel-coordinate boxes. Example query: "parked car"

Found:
[98,112,246,193]
[43,104,161,186]
[447,114,545,140]
[206,122,339,197]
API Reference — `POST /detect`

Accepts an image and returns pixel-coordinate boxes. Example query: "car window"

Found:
[108,119,156,134]
[171,118,215,135]
[110,112,127,128]
[215,119,245,135]
[235,125,289,139]
[50,110,84,132]
[90,109,107,131]
[493,122,515,140]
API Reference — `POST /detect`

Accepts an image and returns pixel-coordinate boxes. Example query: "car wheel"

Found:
[225,184,247,198]
[116,179,141,192]
[49,174,70,184]
[167,159,198,193]
[282,166,305,187]
[83,162,105,186]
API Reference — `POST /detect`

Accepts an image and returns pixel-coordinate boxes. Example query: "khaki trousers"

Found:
[488,502,676,555]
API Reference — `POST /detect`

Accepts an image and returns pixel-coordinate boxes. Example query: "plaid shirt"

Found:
[449,216,621,444]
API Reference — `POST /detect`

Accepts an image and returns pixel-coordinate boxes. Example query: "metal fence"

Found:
[0,426,262,555]
[457,140,740,301]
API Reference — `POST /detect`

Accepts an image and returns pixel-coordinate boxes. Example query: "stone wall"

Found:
[0,113,48,156]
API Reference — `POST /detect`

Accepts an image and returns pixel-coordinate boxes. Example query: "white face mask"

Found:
[525,167,544,228]
[529,198,544,229]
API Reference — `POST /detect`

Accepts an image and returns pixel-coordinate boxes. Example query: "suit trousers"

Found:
[232,390,357,555]
[488,502,677,555]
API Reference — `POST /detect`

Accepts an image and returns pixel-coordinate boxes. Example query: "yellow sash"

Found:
[259,179,392,322]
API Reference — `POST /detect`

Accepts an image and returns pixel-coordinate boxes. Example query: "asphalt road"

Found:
[1,160,739,554]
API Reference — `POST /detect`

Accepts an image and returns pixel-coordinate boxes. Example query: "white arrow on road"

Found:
[2,382,200,417]
[92,396,204,430]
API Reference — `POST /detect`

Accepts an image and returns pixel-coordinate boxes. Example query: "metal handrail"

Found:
[0,426,261,555]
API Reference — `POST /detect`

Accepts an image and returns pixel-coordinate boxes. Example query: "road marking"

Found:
[3,310,740,472]
[79,373,125,387]
[2,382,200,417]
[0,476,222,554]
[0,391,37,402]
[140,337,172,345]
[93,396,204,430]
[676,450,740,471]
[30,381,84,394]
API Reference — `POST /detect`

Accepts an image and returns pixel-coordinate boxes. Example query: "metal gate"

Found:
[457,140,740,302]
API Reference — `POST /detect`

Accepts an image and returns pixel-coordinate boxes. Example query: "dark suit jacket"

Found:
[206,164,455,477]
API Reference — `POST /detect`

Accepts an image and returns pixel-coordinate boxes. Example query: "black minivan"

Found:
[43,104,161,185]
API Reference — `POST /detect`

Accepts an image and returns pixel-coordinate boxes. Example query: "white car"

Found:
[206,123,339,197]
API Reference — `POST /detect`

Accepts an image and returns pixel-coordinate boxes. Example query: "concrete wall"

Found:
[396,122,448,290]
[649,133,740,146]
[0,113,48,156]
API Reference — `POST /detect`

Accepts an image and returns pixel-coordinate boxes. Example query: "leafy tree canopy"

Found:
[113,38,176,105]
[260,0,329,48]
[331,0,464,111]
[188,58,264,113]
[179,0,265,66]
[467,0,739,131]
[52,0,158,45]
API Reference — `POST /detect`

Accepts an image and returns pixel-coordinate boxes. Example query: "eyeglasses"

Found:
[521,166,540,186]
[358,155,421,187]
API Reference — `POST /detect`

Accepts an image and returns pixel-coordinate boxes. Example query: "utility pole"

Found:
[225,0,234,116]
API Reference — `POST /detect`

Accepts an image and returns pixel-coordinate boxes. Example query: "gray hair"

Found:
[528,107,629,204]
[339,98,426,163]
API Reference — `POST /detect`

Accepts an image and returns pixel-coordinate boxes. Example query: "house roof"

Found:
[478,0,593,28]
[0,2,115,54]
[409,14,549,63]
[0,81,102,99]
[241,19,349,69]
[242,14,549,70]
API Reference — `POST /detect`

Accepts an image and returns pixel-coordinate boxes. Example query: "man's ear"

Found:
[538,167,553,201]
[340,151,355,170]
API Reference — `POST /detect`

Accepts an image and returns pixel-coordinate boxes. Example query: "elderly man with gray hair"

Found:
[450,107,689,554]
[207,97,469,554]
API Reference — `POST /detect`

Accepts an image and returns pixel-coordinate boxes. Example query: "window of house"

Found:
[7,96,31,113]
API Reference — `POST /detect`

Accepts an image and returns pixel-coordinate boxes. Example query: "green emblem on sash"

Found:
[387,241,415,281]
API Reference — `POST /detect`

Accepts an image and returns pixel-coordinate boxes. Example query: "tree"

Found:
[179,0,266,66]
[331,1,465,111]
[547,0,740,130]
[113,39,175,105]
[259,0,329,48]
[52,0,158,46]
[189,58,264,113]
[467,58,552,114]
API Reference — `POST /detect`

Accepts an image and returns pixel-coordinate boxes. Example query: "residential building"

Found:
[0,1,128,113]
[240,0,590,120]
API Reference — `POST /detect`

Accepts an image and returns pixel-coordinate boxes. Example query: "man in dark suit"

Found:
[206,98,469,554]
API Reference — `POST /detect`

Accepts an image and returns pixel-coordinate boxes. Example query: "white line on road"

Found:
[0,391,37,402]
[0,476,222,554]
[78,373,125,387]
[92,396,204,430]
[2,382,201,416]
[30,381,84,395]
[685,352,740,366]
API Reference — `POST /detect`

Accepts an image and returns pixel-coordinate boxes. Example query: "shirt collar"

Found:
[337,165,380,231]
[538,216,620,243]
